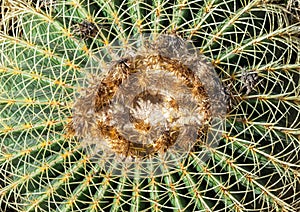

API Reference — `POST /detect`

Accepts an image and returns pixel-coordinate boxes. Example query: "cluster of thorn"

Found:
[37,0,56,9]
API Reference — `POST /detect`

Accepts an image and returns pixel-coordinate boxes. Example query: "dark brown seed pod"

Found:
[72,20,98,40]
[240,69,259,95]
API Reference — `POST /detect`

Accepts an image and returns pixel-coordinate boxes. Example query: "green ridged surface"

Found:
[0,0,299,211]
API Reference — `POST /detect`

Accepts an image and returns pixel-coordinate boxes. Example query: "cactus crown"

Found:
[0,0,299,211]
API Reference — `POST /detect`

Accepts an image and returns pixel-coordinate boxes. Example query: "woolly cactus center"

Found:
[129,89,178,132]
[97,55,211,158]
[71,34,226,177]
[131,90,173,129]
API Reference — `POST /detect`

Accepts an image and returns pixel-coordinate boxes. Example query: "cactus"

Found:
[0,0,299,211]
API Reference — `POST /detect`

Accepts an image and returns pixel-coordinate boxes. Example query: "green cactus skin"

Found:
[0,0,299,211]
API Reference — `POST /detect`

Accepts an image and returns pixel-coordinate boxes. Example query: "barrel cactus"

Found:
[0,0,299,211]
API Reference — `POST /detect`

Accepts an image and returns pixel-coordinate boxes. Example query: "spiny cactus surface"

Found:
[0,0,300,211]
